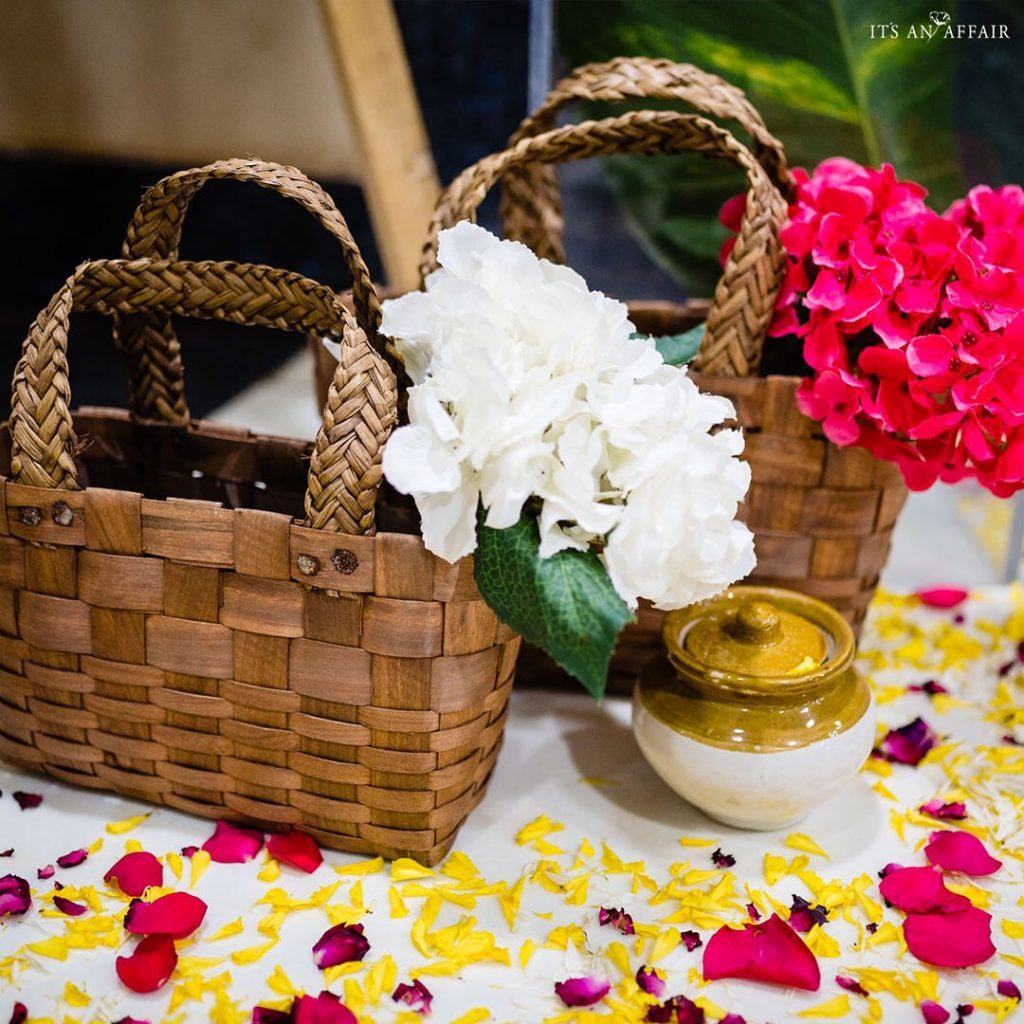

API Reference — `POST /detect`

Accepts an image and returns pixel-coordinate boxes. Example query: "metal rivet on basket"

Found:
[331,548,359,575]
[18,507,42,527]
[51,501,74,527]
[296,553,321,576]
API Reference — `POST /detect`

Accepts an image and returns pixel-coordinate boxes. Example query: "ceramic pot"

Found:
[632,585,875,830]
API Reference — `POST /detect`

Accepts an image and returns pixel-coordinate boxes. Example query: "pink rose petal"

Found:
[12,792,42,810]
[720,1017,747,1024]
[645,995,705,1023]
[917,587,969,609]
[312,923,369,969]
[180,845,199,858]
[702,913,820,991]
[36,865,53,881]
[921,1001,950,1024]
[788,894,829,933]
[554,976,610,1008]
[837,974,869,997]
[112,1017,151,1024]
[124,891,207,940]
[680,929,703,951]
[115,934,178,993]
[392,979,432,1015]
[998,979,1021,1001]
[0,875,31,917]
[56,849,87,869]
[201,820,264,864]
[903,907,995,967]
[909,680,950,696]
[292,992,357,1024]
[636,965,666,997]
[598,906,635,935]
[266,831,322,874]
[879,717,939,765]
[879,866,972,913]
[920,799,968,821]
[925,830,1002,876]
[53,895,87,917]
[105,852,164,897]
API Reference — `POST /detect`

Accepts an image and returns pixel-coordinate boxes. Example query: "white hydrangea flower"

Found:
[380,221,755,609]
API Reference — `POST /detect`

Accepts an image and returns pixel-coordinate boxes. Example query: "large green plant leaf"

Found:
[557,0,967,293]
[474,512,632,699]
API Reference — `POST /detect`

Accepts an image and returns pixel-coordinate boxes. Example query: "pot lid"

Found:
[679,588,830,678]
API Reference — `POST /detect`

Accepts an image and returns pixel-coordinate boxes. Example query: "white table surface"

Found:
[3,589,1024,1023]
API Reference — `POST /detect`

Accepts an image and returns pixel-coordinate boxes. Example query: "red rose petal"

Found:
[115,934,178,993]
[645,995,704,1023]
[879,866,972,913]
[251,1008,292,1024]
[680,929,703,951]
[702,913,821,991]
[312,923,369,969]
[201,820,264,864]
[53,895,87,917]
[36,865,53,881]
[9,1003,27,1024]
[917,587,969,609]
[925,830,1003,876]
[903,907,995,967]
[721,1017,747,1024]
[598,906,635,935]
[837,974,869,997]
[921,1001,950,1024]
[636,965,666,998]
[124,891,207,940]
[0,875,31,917]
[12,792,42,810]
[292,992,357,1024]
[392,979,433,1015]
[56,849,88,869]
[879,717,939,765]
[266,831,322,874]
[920,799,968,821]
[112,1017,151,1024]
[105,851,164,897]
[998,979,1022,1001]
[555,976,610,1008]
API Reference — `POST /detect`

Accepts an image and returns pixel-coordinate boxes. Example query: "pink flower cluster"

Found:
[761,158,1024,494]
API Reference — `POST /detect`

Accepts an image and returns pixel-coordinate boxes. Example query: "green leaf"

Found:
[654,325,704,366]
[474,511,632,699]
[556,0,999,291]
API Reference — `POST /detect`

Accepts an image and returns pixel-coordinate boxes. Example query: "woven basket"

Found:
[421,60,907,694]
[0,161,517,865]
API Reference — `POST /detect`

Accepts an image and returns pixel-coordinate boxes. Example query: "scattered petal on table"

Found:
[105,813,151,835]
[292,992,357,1024]
[645,993,705,1023]
[8,1003,27,1024]
[124,891,208,940]
[52,895,87,916]
[554,975,610,1007]
[36,864,54,880]
[903,906,995,967]
[104,851,164,897]
[598,906,635,935]
[56,848,88,869]
[703,914,820,991]
[836,974,869,996]
[202,820,264,864]
[312,922,370,969]
[997,979,1022,1001]
[251,1008,293,1024]
[920,799,968,820]
[12,792,41,810]
[788,894,829,932]
[711,848,736,868]
[878,717,939,765]
[636,965,666,997]
[917,587,969,608]
[0,874,31,917]
[920,1000,950,1024]
[266,831,323,874]
[924,830,1003,876]
[680,929,703,951]
[879,866,972,913]
[115,934,178,993]
[392,978,433,1015]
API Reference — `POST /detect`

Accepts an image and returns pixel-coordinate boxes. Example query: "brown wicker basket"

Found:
[0,161,517,865]
[419,63,907,694]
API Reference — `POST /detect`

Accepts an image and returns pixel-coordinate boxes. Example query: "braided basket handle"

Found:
[424,110,788,376]
[114,159,382,425]
[10,258,396,535]
[501,57,793,263]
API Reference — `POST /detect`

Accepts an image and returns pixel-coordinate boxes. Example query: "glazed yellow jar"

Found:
[632,585,875,830]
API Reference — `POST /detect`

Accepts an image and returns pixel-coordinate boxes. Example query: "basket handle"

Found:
[10,257,397,535]
[424,110,788,377]
[500,57,793,263]
[113,159,383,425]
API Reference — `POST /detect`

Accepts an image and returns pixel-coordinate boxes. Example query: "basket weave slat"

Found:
[1,162,518,864]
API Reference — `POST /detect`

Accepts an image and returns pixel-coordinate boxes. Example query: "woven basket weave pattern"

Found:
[0,160,517,865]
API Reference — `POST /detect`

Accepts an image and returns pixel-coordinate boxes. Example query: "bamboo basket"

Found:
[0,161,517,865]
[420,61,907,694]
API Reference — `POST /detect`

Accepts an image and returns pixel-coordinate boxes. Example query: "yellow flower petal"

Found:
[257,856,281,883]
[785,833,829,859]
[62,981,90,1008]
[519,938,536,969]
[1002,919,1024,939]
[797,994,851,1018]
[190,849,212,888]
[208,918,245,942]
[389,886,409,918]
[764,853,787,886]
[391,858,436,881]
[230,938,278,965]
[105,813,150,835]
[450,1011,491,1024]
[334,856,384,876]
[515,814,564,846]
[678,837,717,847]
